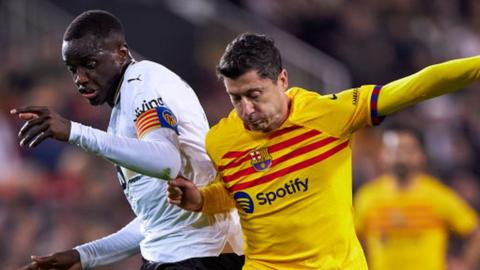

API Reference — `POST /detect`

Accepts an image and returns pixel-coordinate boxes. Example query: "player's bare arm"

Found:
[11,106,71,148]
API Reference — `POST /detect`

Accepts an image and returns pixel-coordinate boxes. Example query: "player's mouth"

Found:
[79,87,98,99]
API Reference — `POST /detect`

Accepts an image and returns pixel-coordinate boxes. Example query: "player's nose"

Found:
[74,69,89,86]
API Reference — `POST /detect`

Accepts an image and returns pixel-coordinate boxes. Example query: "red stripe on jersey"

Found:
[268,125,302,139]
[218,129,322,172]
[227,140,349,192]
[222,150,250,159]
[223,136,338,183]
[221,126,303,159]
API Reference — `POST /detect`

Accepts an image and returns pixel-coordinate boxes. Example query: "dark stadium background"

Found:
[1,1,479,269]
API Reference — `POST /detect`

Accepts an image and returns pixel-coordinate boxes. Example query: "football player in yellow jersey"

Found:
[354,128,480,270]
[168,32,480,270]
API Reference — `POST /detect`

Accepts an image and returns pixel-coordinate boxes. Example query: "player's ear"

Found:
[278,69,288,89]
[117,43,129,62]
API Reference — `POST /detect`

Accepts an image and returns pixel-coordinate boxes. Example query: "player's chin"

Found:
[87,96,104,106]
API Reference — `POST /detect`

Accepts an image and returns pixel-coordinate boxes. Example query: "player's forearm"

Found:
[69,122,181,180]
[378,56,480,115]
[200,181,236,214]
[75,217,143,268]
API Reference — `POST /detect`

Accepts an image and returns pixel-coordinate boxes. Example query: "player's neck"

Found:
[270,95,291,131]
[107,59,133,107]
[393,171,418,190]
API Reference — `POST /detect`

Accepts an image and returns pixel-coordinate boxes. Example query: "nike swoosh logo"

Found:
[128,75,142,83]
[330,94,338,100]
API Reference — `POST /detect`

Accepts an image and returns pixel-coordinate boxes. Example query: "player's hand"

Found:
[16,249,81,270]
[10,106,71,148]
[167,176,203,211]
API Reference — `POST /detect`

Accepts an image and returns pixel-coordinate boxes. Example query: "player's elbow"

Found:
[161,151,181,180]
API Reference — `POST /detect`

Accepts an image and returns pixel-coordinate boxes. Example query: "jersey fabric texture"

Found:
[205,86,383,270]
[109,60,236,263]
[354,174,479,270]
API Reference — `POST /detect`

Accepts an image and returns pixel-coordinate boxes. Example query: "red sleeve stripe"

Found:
[136,110,158,127]
[218,129,322,172]
[223,136,338,183]
[370,85,385,126]
[137,116,160,132]
[227,140,349,192]
[138,121,161,137]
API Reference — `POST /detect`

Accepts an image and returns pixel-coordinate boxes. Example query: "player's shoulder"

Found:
[417,174,453,193]
[125,60,180,86]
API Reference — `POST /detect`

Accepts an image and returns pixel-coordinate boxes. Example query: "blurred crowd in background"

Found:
[1,0,480,269]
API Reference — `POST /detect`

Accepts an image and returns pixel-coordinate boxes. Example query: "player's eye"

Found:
[67,66,77,74]
[85,60,97,70]
[249,91,262,100]
[230,95,241,103]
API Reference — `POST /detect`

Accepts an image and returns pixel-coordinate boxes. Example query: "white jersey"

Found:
[104,60,237,263]
[70,60,243,266]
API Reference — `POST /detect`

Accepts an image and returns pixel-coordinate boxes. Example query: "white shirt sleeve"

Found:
[68,121,181,180]
[74,217,143,269]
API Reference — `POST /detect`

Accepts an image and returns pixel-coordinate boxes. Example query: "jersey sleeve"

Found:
[378,56,480,115]
[436,186,478,236]
[200,175,236,214]
[297,85,383,138]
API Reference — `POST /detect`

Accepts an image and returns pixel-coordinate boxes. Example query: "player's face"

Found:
[225,69,290,132]
[381,131,426,178]
[62,34,128,106]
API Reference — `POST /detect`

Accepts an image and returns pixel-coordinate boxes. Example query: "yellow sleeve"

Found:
[295,85,380,138]
[200,176,236,214]
[378,56,480,115]
[436,186,479,236]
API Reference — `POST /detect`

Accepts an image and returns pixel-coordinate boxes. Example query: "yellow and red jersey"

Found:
[205,86,384,269]
[200,56,480,269]
[354,174,478,270]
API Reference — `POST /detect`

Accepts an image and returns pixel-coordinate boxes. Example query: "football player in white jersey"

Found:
[12,10,243,270]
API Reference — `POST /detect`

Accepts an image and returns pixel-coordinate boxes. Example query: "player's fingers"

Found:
[31,254,55,264]
[167,197,183,205]
[167,181,183,198]
[10,106,48,115]
[19,124,50,147]
[18,116,47,137]
[28,130,53,148]
[18,113,39,121]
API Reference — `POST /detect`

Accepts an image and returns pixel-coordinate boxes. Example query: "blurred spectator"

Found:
[354,128,480,270]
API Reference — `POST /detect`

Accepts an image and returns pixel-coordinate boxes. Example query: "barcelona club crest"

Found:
[249,147,272,171]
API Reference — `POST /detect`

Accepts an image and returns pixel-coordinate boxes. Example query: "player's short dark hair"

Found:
[63,10,125,41]
[217,33,283,81]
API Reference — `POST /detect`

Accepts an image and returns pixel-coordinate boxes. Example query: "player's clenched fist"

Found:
[10,106,71,148]
[168,177,204,212]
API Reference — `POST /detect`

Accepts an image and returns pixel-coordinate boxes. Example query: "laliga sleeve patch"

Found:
[135,106,179,138]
